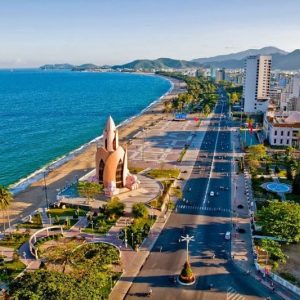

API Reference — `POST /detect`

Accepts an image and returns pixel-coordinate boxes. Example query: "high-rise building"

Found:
[243,55,272,113]
[215,68,225,82]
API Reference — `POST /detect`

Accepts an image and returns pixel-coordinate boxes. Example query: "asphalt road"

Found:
[125,90,280,300]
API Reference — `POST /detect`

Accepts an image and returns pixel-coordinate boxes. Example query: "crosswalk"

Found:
[176,204,231,213]
[227,287,245,300]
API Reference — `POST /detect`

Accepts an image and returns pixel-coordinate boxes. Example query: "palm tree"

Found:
[0,185,13,232]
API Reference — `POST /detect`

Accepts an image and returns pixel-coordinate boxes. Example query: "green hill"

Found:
[113,58,200,70]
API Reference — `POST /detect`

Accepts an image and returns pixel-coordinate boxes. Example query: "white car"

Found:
[210,191,214,196]
[225,231,231,240]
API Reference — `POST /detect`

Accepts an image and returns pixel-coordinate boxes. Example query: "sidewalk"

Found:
[230,124,297,300]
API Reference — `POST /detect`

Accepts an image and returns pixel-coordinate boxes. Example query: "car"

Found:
[225,231,231,240]
[210,191,214,196]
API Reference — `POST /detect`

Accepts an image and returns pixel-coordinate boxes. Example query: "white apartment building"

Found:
[243,55,272,113]
[263,111,300,147]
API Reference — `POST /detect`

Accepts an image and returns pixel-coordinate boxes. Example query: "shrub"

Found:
[132,203,148,219]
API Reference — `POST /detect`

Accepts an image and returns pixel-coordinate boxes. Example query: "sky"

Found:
[0,0,300,67]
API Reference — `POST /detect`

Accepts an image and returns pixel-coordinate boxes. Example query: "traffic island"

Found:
[178,261,195,285]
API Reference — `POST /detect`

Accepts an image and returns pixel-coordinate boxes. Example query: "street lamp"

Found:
[180,234,195,263]
[124,218,128,248]
[43,167,52,210]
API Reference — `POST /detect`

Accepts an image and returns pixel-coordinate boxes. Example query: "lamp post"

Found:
[43,167,52,210]
[124,218,128,248]
[180,234,195,263]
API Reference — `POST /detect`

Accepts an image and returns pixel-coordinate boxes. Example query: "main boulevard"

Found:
[125,90,280,300]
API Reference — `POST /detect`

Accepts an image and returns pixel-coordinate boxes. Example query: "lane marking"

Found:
[203,102,224,206]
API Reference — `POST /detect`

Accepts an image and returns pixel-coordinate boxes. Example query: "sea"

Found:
[0,69,172,189]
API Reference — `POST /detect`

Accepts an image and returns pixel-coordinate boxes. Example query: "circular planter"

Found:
[178,275,196,285]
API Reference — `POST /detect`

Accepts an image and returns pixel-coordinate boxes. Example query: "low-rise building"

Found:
[263,111,300,147]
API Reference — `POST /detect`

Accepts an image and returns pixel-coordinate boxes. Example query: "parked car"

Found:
[210,191,214,196]
[225,231,231,240]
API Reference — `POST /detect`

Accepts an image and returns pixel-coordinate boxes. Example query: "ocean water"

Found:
[0,69,171,187]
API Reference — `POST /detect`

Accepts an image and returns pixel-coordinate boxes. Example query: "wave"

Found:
[9,75,174,195]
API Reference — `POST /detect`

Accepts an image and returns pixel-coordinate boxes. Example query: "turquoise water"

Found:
[0,69,171,187]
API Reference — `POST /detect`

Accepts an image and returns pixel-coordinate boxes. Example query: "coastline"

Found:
[9,73,174,195]
[1,75,185,228]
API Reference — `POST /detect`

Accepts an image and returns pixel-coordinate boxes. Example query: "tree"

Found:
[105,197,125,219]
[132,203,149,219]
[0,185,13,231]
[9,270,79,300]
[293,173,300,195]
[247,144,267,160]
[77,181,102,203]
[203,104,211,116]
[261,239,286,263]
[256,201,300,242]
[285,146,295,158]
[247,159,261,172]
[43,240,79,273]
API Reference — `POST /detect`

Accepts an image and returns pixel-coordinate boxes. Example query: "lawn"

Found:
[83,218,116,235]
[47,207,87,218]
[19,213,43,229]
[0,258,26,283]
[147,168,180,179]
[128,166,145,174]
[0,233,30,250]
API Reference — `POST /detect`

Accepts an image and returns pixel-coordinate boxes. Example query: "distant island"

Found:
[40,47,300,71]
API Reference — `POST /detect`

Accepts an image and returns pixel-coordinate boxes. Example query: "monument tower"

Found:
[95,116,139,196]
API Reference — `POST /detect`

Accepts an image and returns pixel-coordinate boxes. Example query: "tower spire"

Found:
[103,115,118,151]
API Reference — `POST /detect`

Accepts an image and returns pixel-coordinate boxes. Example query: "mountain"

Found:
[272,50,300,70]
[40,63,74,70]
[113,58,200,70]
[72,63,99,71]
[192,47,287,64]
[196,49,300,70]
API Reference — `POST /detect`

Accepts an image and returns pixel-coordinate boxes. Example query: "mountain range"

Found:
[40,47,300,71]
[114,47,300,70]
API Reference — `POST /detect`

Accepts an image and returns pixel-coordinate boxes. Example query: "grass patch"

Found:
[83,216,116,235]
[150,180,173,210]
[128,166,145,174]
[47,207,87,218]
[0,233,30,250]
[147,168,180,179]
[177,145,188,162]
[0,258,26,282]
[19,213,43,229]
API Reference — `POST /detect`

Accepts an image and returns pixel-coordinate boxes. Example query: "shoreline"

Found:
[9,73,174,195]
[1,75,185,229]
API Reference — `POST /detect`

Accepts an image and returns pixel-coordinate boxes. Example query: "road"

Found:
[125,90,280,300]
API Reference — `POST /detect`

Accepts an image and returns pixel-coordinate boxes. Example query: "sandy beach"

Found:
[0,76,186,229]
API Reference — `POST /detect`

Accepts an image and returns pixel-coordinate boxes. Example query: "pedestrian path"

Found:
[227,286,245,300]
[176,204,231,213]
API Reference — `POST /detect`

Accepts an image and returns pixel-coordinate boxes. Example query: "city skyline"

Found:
[1,0,300,67]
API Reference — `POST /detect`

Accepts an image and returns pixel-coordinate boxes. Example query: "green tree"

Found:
[132,203,149,219]
[257,200,300,242]
[0,185,13,231]
[105,197,125,219]
[247,144,267,160]
[43,240,79,273]
[9,270,79,300]
[77,181,102,203]
[261,239,286,263]
[293,173,300,195]
[203,104,211,116]
[285,146,295,158]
